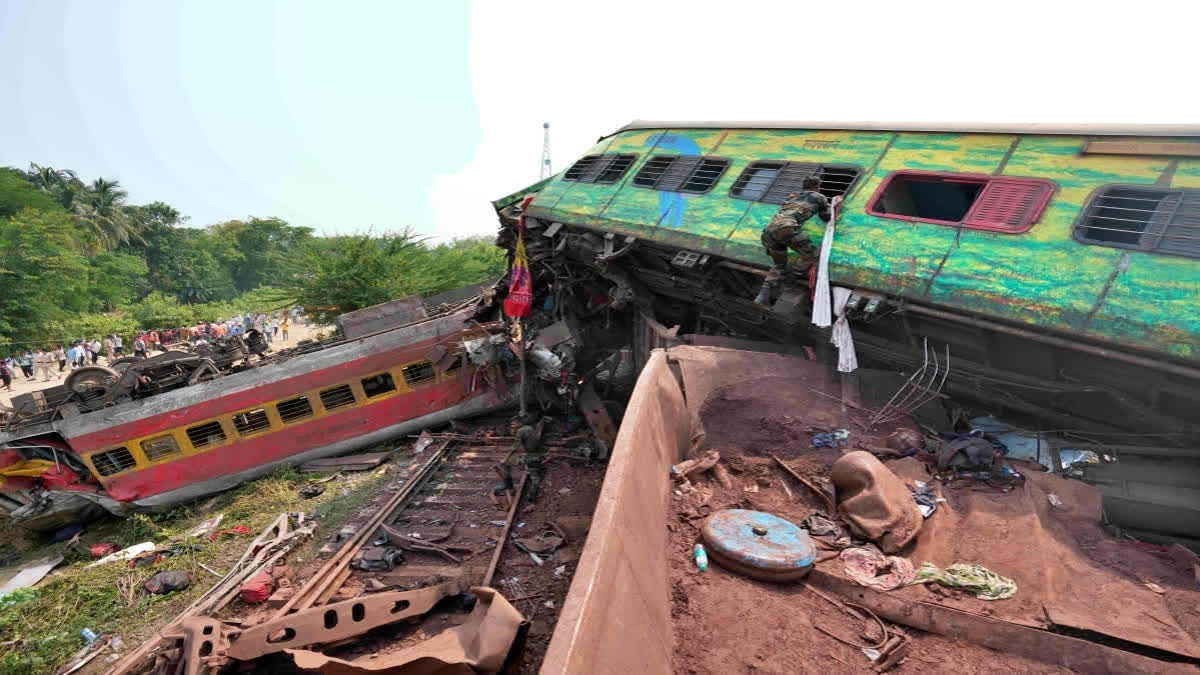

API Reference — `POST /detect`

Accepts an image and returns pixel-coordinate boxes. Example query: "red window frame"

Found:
[866,170,1055,233]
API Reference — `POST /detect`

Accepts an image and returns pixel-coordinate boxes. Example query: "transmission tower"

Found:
[540,122,552,179]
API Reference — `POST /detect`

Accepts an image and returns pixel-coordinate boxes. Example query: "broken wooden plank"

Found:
[300,452,391,472]
[808,569,1194,673]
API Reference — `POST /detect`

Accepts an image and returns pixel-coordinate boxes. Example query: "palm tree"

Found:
[75,178,144,250]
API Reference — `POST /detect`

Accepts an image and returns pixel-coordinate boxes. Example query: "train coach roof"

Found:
[608,120,1200,138]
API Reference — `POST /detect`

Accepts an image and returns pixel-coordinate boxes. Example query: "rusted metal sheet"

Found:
[807,570,1195,673]
[227,582,464,660]
[336,295,428,339]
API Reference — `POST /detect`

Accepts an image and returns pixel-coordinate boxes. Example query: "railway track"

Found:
[281,436,526,615]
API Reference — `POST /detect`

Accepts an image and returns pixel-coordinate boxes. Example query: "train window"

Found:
[563,154,638,184]
[402,361,436,386]
[730,162,862,204]
[186,421,226,449]
[867,171,1053,233]
[142,435,182,461]
[232,408,272,435]
[361,373,397,398]
[320,384,357,410]
[1074,185,1200,258]
[277,396,314,423]
[92,447,135,476]
[632,156,730,194]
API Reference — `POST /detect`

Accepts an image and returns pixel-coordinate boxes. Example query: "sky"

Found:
[2,0,1197,241]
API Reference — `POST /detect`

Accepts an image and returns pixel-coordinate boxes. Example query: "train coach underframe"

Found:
[506,212,1200,542]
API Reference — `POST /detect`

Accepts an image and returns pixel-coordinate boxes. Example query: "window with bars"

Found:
[319,384,357,410]
[362,373,397,398]
[562,154,638,184]
[142,435,182,461]
[186,421,226,449]
[233,408,271,435]
[92,447,135,476]
[631,155,730,194]
[277,396,314,423]
[1073,186,1200,258]
[867,171,1054,233]
[402,361,436,386]
[730,162,861,204]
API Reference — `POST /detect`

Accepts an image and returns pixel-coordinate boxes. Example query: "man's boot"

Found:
[754,282,773,307]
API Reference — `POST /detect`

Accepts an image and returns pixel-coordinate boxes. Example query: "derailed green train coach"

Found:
[493,121,1200,542]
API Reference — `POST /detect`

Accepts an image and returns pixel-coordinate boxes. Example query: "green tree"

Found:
[277,230,505,324]
[211,217,312,293]
[0,168,62,217]
[74,177,142,251]
[0,208,89,346]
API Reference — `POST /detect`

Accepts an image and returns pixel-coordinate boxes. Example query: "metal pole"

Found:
[517,319,527,419]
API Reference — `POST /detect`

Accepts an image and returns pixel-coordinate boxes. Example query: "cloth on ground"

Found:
[830,451,922,553]
[911,481,939,518]
[841,546,916,591]
[801,512,851,548]
[912,562,1017,600]
[144,570,191,595]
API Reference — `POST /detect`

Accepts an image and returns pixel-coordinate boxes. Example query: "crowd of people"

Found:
[0,309,306,392]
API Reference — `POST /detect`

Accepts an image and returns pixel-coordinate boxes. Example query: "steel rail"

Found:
[272,438,453,618]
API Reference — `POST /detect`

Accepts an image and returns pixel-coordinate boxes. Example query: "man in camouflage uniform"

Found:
[495,416,550,502]
[754,176,842,306]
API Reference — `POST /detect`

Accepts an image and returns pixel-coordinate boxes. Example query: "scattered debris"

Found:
[88,542,119,558]
[812,428,850,448]
[514,529,565,555]
[1144,582,1166,594]
[771,454,836,514]
[85,542,155,569]
[143,570,191,595]
[693,543,708,571]
[911,481,940,518]
[239,566,287,603]
[801,512,851,548]
[298,484,325,499]
[351,546,404,572]
[187,513,224,538]
[841,546,916,591]
[912,562,1017,600]
[671,449,721,481]
[208,524,252,541]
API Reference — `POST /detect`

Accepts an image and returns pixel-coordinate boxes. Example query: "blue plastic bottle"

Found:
[693,543,708,571]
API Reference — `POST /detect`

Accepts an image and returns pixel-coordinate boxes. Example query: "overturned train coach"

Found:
[0,299,517,531]
[494,121,1200,543]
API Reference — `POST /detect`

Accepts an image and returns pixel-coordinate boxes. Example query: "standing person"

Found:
[0,359,12,392]
[54,345,66,373]
[270,316,280,338]
[64,343,77,370]
[753,177,841,307]
[280,315,289,342]
[18,351,33,380]
[32,348,45,381]
[133,333,147,359]
[103,335,114,361]
[112,333,124,356]
[90,338,101,364]
[149,329,160,352]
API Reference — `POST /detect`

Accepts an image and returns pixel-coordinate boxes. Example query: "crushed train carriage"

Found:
[0,297,519,531]
[492,120,1200,541]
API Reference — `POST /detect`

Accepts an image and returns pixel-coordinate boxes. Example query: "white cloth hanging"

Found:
[831,286,859,373]
[811,201,837,328]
